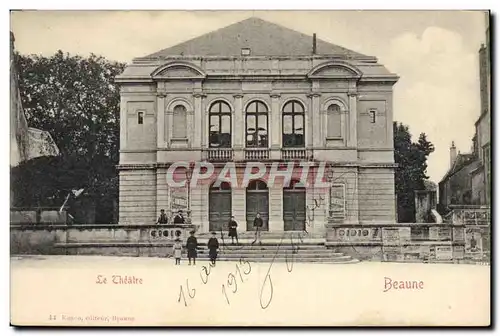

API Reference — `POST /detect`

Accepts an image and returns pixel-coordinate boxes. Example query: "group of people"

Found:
[156,209,186,225]
[172,230,220,266]
[158,210,266,266]
[222,212,265,245]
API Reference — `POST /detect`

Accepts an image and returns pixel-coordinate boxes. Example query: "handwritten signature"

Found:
[178,192,326,309]
[259,194,324,309]
[178,254,253,307]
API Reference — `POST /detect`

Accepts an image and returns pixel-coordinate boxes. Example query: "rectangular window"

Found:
[137,111,144,125]
[327,113,342,138]
[241,48,251,56]
[369,110,376,123]
[172,106,187,138]
[327,104,342,138]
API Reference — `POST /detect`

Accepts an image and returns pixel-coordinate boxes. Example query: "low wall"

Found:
[11,209,68,224]
[325,223,468,262]
[10,224,195,256]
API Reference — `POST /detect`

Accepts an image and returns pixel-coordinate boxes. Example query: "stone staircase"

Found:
[52,231,359,264]
[190,232,359,264]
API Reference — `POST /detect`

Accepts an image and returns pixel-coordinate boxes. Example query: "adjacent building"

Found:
[439,13,491,209]
[116,17,399,234]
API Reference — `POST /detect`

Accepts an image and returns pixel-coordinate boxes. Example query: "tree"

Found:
[393,122,435,222]
[12,51,125,223]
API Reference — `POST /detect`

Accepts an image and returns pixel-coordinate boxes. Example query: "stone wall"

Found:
[11,224,195,256]
[326,223,467,262]
[358,168,396,223]
[119,169,156,224]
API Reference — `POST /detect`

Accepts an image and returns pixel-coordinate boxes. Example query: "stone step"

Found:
[58,242,329,249]
[188,257,359,264]
[196,239,326,245]
[195,254,353,260]
[214,250,342,256]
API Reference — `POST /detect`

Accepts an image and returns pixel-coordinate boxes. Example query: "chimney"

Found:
[450,141,457,168]
[312,33,317,55]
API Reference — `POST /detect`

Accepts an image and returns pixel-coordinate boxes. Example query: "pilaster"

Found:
[233,93,244,161]
[308,92,322,148]
[193,93,205,148]
[120,95,128,149]
[232,188,246,233]
[348,91,358,148]
[268,187,284,231]
[156,93,166,148]
[270,92,281,160]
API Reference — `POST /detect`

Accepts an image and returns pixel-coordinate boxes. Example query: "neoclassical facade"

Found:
[116,18,399,234]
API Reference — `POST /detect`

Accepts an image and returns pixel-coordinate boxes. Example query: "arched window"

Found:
[209,101,232,148]
[247,180,268,190]
[172,105,187,138]
[284,179,306,190]
[210,181,232,191]
[282,101,305,148]
[327,104,342,138]
[245,101,268,148]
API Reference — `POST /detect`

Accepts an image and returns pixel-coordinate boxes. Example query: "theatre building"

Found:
[116,18,399,234]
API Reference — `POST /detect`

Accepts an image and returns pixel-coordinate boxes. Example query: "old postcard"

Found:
[9,10,491,327]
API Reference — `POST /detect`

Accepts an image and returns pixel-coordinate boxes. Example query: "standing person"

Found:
[253,212,264,245]
[186,230,198,266]
[173,239,182,265]
[156,209,168,225]
[228,216,239,245]
[173,210,186,224]
[207,231,219,266]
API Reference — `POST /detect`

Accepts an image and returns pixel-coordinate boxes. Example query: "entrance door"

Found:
[246,180,269,231]
[283,180,306,231]
[209,182,232,232]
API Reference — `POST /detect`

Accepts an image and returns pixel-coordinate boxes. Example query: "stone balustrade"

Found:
[202,148,234,161]
[280,148,310,160]
[245,148,269,160]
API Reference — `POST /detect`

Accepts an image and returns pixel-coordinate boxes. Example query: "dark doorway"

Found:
[246,180,269,231]
[283,180,306,231]
[209,182,232,231]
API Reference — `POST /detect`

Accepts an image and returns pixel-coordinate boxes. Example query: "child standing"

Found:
[173,239,182,265]
[207,231,219,266]
[186,230,198,266]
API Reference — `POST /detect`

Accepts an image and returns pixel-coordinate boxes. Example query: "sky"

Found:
[10,10,488,184]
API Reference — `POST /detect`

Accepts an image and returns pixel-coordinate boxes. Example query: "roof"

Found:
[439,153,476,184]
[144,17,370,59]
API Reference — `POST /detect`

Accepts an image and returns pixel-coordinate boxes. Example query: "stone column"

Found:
[233,93,244,161]
[187,104,195,149]
[270,92,281,160]
[232,187,246,232]
[156,93,166,148]
[268,186,284,232]
[348,92,358,148]
[308,93,322,148]
[193,93,204,148]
